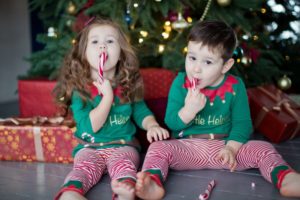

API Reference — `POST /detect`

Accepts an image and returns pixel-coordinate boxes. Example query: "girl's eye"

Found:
[92,40,98,44]
[106,39,114,44]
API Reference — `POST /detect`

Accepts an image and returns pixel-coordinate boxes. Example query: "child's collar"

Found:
[183,74,238,104]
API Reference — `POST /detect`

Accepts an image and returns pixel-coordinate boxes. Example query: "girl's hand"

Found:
[184,88,206,116]
[93,78,113,98]
[146,125,169,143]
[216,145,237,172]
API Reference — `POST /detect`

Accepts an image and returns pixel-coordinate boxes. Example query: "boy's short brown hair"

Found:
[188,20,237,62]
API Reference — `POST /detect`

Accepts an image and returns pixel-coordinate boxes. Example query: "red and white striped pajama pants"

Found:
[142,139,289,183]
[64,146,139,193]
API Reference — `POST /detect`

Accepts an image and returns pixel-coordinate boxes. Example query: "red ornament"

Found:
[167,10,178,22]
[73,12,90,32]
[241,43,260,63]
[183,7,191,20]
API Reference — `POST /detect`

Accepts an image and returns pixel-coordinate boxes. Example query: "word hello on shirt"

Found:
[194,114,229,126]
[108,114,130,126]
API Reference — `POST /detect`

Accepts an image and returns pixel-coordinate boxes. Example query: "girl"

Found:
[54,17,169,200]
[136,20,300,200]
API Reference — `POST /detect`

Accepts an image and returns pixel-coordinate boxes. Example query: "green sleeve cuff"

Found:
[132,100,153,129]
[164,112,193,131]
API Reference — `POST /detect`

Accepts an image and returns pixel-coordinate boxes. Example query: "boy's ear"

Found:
[221,58,235,74]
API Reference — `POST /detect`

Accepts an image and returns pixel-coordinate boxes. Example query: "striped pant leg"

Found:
[142,139,289,184]
[106,146,140,181]
[142,139,211,181]
[194,140,290,183]
[63,148,107,193]
[233,140,289,183]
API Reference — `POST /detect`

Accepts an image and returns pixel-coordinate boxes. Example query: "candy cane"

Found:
[199,180,216,200]
[191,78,200,90]
[191,78,196,90]
[98,52,108,79]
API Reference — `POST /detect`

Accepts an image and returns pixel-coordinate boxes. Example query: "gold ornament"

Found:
[172,12,190,31]
[217,0,231,7]
[277,75,292,90]
[67,2,76,14]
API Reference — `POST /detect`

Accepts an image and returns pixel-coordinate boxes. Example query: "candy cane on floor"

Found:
[199,179,216,200]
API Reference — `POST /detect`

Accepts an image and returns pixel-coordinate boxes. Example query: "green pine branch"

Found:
[26,0,294,87]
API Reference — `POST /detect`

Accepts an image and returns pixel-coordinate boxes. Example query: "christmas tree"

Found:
[27,0,300,89]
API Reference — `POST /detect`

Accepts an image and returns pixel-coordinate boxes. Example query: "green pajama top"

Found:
[164,72,253,143]
[71,91,152,156]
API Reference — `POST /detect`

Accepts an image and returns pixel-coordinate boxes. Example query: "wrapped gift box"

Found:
[0,117,77,163]
[18,79,60,117]
[247,85,300,143]
[141,68,175,123]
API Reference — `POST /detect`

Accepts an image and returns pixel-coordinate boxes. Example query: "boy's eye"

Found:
[205,60,212,65]
[189,56,196,61]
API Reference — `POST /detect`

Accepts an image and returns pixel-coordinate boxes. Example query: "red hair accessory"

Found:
[84,16,96,27]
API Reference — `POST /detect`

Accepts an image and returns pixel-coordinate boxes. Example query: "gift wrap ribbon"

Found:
[33,126,44,161]
[254,86,300,139]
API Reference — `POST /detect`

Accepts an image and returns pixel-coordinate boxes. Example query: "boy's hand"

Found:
[216,145,237,172]
[146,125,169,143]
[93,78,113,98]
[184,88,206,115]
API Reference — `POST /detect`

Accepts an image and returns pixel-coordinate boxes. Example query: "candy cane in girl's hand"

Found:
[98,52,108,80]
[199,180,216,200]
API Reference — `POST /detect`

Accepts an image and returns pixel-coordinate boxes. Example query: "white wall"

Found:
[0,0,31,103]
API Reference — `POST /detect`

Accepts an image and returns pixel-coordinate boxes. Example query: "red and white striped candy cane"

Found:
[191,78,200,90]
[191,78,196,90]
[199,180,216,200]
[98,52,108,79]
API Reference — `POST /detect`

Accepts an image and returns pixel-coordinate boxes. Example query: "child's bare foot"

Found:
[135,172,165,200]
[59,191,87,200]
[111,179,135,200]
[280,172,300,197]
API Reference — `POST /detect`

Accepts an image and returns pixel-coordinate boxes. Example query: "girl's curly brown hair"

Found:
[53,17,143,115]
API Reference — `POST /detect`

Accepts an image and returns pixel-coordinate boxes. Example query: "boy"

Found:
[135,20,300,200]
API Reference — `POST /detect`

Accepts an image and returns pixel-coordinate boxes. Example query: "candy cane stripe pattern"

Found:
[98,52,108,79]
[199,179,216,200]
[192,78,196,90]
[191,77,199,90]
